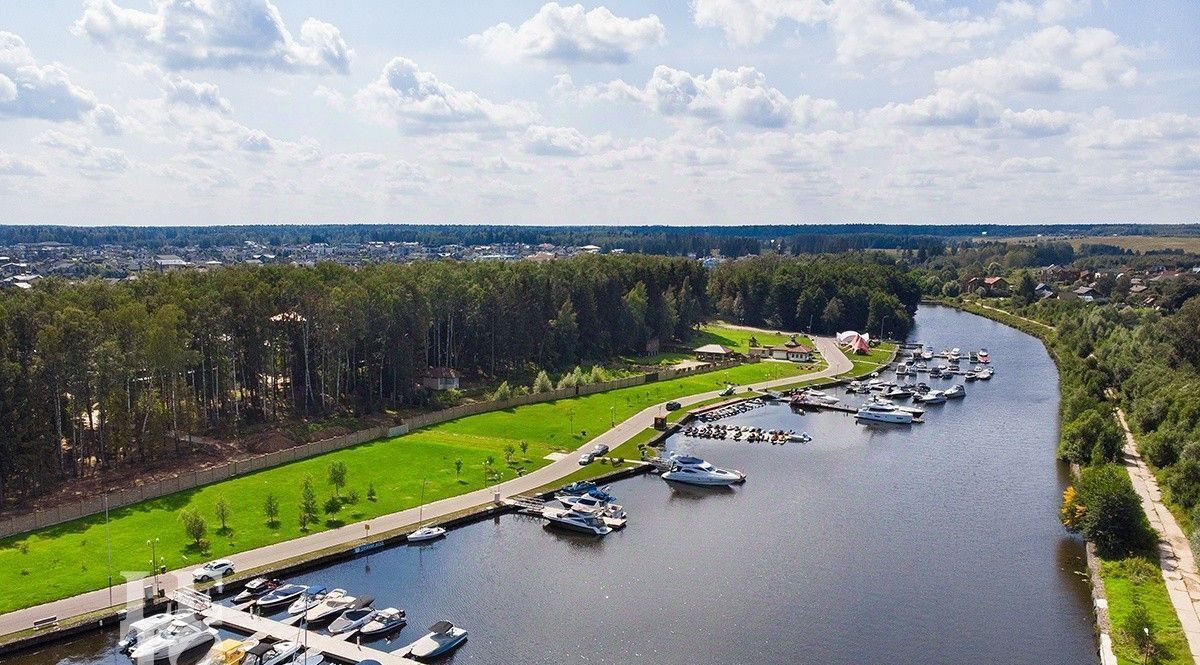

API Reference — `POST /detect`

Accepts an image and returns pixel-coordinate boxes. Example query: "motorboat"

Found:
[929,366,941,378]
[197,638,254,665]
[233,577,279,604]
[408,526,447,542]
[360,607,407,638]
[895,362,911,376]
[128,617,217,663]
[255,583,307,609]
[978,348,990,363]
[118,612,191,654]
[558,480,597,496]
[661,455,745,486]
[402,621,468,660]
[855,402,913,424]
[884,387,913,399]
[915,390,947,404]
[557,488,626,519]
[914,362,928,372]
[945,384,966,399]
[240,640,305,665]
[287,585,332,616]
[921,350,933,361]
[305,591,358,624]
[541,505,612,535]
[977,367,994,380]
[787,431,812,443]
[800,388,839,404]
[869,397,924,418]
[329,597,376,635]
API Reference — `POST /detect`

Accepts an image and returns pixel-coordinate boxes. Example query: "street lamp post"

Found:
[147,538,160,596]
[610,406,615,428]
[105,493,113,605]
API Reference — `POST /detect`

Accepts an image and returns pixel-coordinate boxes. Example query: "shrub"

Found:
[324,496,342,515]
[1058,409,1122,465]
[180,508,208,548]
[367,483,377,501]
[532,370,553,393]
[492,381,512,401]
[347,488,360,504]
[1072,464,1155,557]
[1166,459,1200,508]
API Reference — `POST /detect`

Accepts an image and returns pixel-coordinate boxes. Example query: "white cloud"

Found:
[1072,110,1200,151]
[690,0,999,64]
[936,26,1139,94]
[1037,0,1091,24]
[354,57,536,134]
[522,125,610,156]
[0,151,44,177]
[89,104,128,135]
[163,75,232,113]
[328,152,387,170]
[36,129,130,177]
[577,65,837,128]
[872,89,1001,127]
[999,108,1073,137]
[1000,156,1060,172]
[0,31,96,121]
[72,0,353,74]
[466,3,665,64]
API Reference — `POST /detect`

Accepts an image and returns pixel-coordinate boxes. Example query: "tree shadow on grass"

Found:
[7,488,203,542]
[324,519,346,529]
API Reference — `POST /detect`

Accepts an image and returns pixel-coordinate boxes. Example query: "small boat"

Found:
[558,480,597,496]
[914,362,928,372]
[884,387,913,399]
[288,585,331,616]
[945,384,966,399]
[305,591,358,624]
[541,505,612,535]
[129,617,217,663]
[801,388,840,404]
[329,597,376,635]
[855,402,913,424]
[360,607,407,637]
[921,350,933,360]
[197,638,254,665]
[978,348,990,363]
[915,390,947,404]
[233,577,279,604]
[240,640,305,665]
[895,362,911,376]
[787,431,812,443]
[408,526,447,542]
[661,455,745,486]
[557,488,626,519]
[118,612,191,654]
[255,583,308,609]
[402,621,468,660]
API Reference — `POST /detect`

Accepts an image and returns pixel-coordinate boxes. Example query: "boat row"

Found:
[695,397,767,422]
[905,345,990,364]
[682,423,810,444]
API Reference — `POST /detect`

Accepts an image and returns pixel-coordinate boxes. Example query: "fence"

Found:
[0,358,742,539]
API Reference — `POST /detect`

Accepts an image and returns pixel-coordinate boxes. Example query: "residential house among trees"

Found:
[421,367,460,390]
[747,336,814,362]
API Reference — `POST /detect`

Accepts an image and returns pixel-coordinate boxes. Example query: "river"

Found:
[1,305,1097,664]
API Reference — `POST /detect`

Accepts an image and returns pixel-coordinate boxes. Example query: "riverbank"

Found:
[0,336,854,643]
[931,296,1190,664]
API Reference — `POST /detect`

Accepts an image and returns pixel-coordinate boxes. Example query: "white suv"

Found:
[192,558,235,582]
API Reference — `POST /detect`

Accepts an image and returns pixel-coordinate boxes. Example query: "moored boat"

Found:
[401,621,468,660]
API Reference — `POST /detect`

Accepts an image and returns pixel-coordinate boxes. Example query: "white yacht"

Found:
[855,402,914,424]
[329,602,376,635]
[401,620,468,660]
[661,455,745,486]
[407,526,447,542]
[945,384,966,399]
[800,388,840,404]
[128,617,217,663]
[541,505,612,535]
[976,367,994,380]
[869,397,924,417]
[915,390,947,404]
[360,607,407,637]
[895,362,911,376]
[240,640,310,665]
[305,591,358,624]
[118,612,192,654]
[557,489,626,519]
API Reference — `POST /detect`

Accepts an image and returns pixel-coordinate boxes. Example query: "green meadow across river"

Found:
[0,359,808,614]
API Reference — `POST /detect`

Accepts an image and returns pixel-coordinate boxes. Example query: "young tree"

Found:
[299,476,318,531]
[180,508,207,548]
[454,458,463,476]
[503,443,515,463]
[492,380,512,401]
[519,441,528,457]
[263,493,280,527]
[328,461,347,498]
[214,496,232,533]
[532,370,553,393]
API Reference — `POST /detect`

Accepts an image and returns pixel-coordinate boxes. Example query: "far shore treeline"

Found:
[0,253,919,505]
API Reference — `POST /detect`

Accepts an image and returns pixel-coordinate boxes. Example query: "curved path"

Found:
[0,337,853,638]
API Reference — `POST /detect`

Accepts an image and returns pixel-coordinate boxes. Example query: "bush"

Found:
[367,483,377,502]
[1142,432,1179,469]
[532,370,553,393]
[1071,464,1155,557]
[180,508,208,549]
[1165,459,1200,508]
[324,496,342,515]
[1058,409,1123,465]
[492,381,512,401]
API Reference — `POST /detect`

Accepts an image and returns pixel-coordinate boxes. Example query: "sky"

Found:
[0,1,1197,226]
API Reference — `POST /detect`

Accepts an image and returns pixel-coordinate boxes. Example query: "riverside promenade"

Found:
[0,336,853,639]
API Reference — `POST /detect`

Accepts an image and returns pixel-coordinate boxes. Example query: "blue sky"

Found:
[1,1,1197,225]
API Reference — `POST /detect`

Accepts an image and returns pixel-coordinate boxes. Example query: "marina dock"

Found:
[174,590,420,664]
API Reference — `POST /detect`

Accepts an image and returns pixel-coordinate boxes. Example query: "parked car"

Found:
[592,443,609,456]
[578,453,595,466]
[665,401,681,411]
[192,559,235,582]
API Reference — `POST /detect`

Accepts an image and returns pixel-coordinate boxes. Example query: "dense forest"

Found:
[0,255,711,503]
[707,254,922,337]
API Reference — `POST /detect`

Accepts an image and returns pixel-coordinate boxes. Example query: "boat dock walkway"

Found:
[791,399,857,414]
[175,590,419,665]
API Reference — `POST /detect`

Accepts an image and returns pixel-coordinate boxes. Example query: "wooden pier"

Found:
[172,590,419,664]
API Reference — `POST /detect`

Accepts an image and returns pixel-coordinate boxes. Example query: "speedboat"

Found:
[800,388,839,404]
[977,367,994,380]
[945,384,966,399]
[557,488,626,519]
[287,586,331,615]
[402,621,468,660]
[360,607,407,638]
[197,638,254,665]
[855,402,913,424]
[329,597,376,635]
[255,583,307,609]
[240,640,305,665]
[895,362,911,376]
[558,480,597,496]
[884,387,913,399]
[787,431,812,443]
[541,505,612,535]
[914,362,928,372]
[305,591,358,624]
[978,348,989,363]
[661,455,745,486]
[869,397,924,417]
[118,612,192,654]
[233,577,279,604]
[408,525,447,542]
[128,617,217,663]
[915,390,947,404]
[921,350,933,361]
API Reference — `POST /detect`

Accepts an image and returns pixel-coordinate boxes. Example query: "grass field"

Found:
[1102,555,1190,664]
[1010,235,1200,254]
[695,323,813,353]
[0,359,808,613]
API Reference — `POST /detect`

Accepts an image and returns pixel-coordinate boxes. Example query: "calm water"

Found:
[3,305,1097,665]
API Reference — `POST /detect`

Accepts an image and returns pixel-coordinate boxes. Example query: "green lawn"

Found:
[528,428,663,494]
[696,323,813,353]
[0,359,806,614]
[1102,555,1190,664]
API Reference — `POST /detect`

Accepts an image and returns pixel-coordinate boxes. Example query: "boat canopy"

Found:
[304,585,326,596]
[246,643,275,656]
[430,620,455,634]
[672,455,704,464]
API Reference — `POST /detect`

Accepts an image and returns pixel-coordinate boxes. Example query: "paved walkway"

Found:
[1115,405,1200,662]
[0,337,853,638]
[974,302,1056,333]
